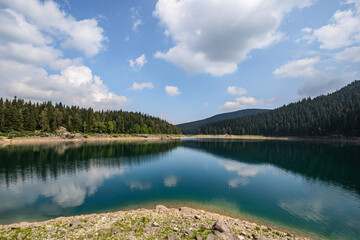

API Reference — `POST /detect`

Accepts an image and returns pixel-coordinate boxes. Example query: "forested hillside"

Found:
[177,109,269,134]
[199,81,360,136]
[0,97,181,135]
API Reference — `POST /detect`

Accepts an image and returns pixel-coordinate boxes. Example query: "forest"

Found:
[199,80,360,137]
[0,97,181,135]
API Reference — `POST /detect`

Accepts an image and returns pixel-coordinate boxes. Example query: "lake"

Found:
[0,139,359,239]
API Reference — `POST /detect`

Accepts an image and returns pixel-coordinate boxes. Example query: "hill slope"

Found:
[177,109,269,134]
[199,80,360,136]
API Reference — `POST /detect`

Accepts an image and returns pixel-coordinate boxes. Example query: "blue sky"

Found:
[0,0,359,124]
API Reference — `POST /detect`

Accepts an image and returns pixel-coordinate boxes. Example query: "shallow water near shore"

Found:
[0,139,360,239]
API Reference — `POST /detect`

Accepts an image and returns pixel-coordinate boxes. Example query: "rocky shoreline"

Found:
[0,206,313,240]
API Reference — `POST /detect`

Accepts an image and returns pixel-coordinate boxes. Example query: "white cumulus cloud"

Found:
[227,86,247,95]
[273,57,321,78]
[308,2,360,49]
[128,82,154,91]
[0,0,128,110]
[154,0,314,76]
[219,97,263,111]
[129,54,147,70]
[0,0,106,56]
[336,45,360,62]
[165,85,181,96]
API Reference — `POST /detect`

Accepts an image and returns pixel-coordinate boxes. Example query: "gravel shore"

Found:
[0,206,313,240]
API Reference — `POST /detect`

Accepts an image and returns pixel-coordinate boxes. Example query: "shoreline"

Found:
[1,133,359,146]
[0,206,315,240]
[178,134,360,144]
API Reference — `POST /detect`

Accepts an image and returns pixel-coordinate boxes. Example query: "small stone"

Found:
[69,220,81,228]
[153,221,159,227]
[195,215,201,220]
[195,235,203,240]
[238,235,245,240]
[99,228,111,234]
[173,227,179,231]
[167,233,181,240]
[211,221,230,233]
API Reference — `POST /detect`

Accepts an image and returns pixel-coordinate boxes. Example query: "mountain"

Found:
[199,80,360,137]
[177,108,269,134]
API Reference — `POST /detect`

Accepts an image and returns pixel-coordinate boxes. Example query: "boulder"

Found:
[69,220,81,228]
[181,229,194,238]
[155,205,168,211]
[211,221,230,233]
[167,233,181,240]
[195,235,203,240]
[179,207,194,213]
[74,133,84,139]
[206,234,219,240]
[213,230,239,240]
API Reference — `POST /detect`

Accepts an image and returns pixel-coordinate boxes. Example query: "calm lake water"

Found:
[0,139,360,239]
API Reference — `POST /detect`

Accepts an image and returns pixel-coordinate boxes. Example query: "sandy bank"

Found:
[0,134,175,146]
[1,134,358,146]
[0,206,314,240]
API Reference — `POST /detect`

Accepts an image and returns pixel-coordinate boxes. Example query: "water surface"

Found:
[0,139,359,239]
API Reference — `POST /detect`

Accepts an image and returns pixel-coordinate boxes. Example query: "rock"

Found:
[211,221,230,233]
[99,228,111,234]
[69,220,81,228]
[61,133,75,139]
[167,233,181,240]
[155,205,168,211]
[206,233,219,240]
[195,215,201,220]
[173,227,179,231]
[10,225,19,230]
[56,126,67,134]
[179,207,194,213]
[153,221,159,227]
[195,235,203,240]
[181,229,194,238]
[256,237,271,240]
[74,133,84,139]
[200,224,208,229]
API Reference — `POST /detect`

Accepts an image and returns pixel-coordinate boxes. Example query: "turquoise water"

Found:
[0,139,359,239]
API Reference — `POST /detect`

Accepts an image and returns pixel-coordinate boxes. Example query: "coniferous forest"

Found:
[0,98,181,135]
[199,80,360,137]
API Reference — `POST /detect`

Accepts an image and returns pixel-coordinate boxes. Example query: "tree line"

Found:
[0,97,181,135]
[199,80,360,136]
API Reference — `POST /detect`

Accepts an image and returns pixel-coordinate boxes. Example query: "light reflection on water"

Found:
[0,139,359,239]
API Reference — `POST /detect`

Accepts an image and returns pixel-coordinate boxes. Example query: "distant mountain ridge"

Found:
[177,108,269,134]
[199,80,360,137]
